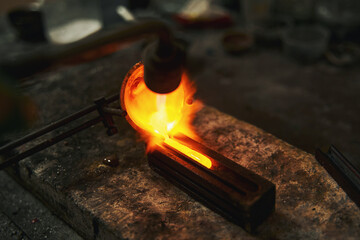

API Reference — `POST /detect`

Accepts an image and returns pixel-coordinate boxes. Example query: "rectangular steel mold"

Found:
[147,135,275,232]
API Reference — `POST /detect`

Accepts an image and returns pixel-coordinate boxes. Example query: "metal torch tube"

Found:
[1,20,174,76]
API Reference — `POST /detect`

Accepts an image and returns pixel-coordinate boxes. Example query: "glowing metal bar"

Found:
[163,138,212,168]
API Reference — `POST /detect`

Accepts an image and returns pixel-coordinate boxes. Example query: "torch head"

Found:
[143,40,185,94]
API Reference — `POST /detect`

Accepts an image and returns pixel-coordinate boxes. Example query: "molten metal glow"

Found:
[164,138,212,168]
[122,63,211,168]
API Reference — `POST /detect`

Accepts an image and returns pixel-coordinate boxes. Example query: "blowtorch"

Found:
[0,19,185,94]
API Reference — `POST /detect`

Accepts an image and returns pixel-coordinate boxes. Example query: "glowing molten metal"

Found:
[121,62,212,168]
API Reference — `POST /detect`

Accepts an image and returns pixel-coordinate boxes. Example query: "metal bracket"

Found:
[0,93,125,170]
[94,97,118,136]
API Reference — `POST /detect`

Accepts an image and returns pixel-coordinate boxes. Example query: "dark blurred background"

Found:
[0,0,359,238]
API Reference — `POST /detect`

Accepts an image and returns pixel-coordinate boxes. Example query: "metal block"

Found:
[147,135,275,232]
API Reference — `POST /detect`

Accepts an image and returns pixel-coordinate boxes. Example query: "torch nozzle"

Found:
[143,40,185,94]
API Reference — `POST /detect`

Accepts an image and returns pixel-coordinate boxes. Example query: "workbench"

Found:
[2,43,359,239]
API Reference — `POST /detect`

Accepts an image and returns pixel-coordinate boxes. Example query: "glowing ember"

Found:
[121,62,212,168]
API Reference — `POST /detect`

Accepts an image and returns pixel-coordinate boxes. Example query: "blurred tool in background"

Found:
[0,72,38,135]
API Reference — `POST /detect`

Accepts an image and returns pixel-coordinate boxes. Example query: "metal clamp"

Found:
[0,93,126,170]
[94,97,118,136]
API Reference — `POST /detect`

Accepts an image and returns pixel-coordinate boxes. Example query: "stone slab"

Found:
[6,104,360,239]
[1,44,359,239]
[0,171,82,240]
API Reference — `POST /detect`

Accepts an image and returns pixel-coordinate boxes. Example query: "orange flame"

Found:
[121,62,212,168]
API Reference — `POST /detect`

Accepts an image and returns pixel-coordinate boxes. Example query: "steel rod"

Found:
[0,93,119,154]
[103,107,127,117]
[0,116,102,170]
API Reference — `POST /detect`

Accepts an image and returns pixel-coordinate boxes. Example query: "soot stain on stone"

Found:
[278,168,329,209]
[131,212,171,238]
[328,206,355,228]
[164,211,181,225]
[122,154,145,169]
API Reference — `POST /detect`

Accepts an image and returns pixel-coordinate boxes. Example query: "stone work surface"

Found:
[0,171,82,239]
[2,45,359,239]
[194,107,360,239]
[7,105,360,240]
